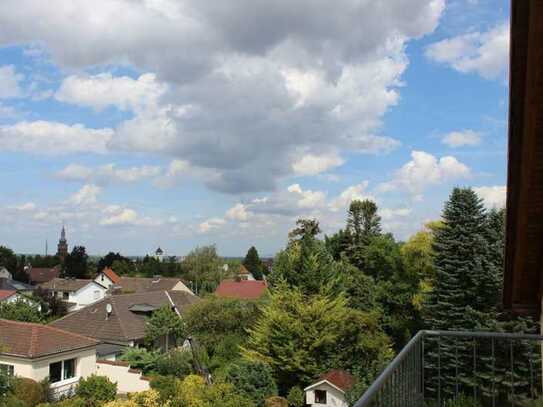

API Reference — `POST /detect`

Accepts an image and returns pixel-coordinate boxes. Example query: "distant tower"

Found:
[57,225,69,261]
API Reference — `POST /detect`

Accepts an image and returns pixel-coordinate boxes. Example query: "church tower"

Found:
[57,225,69,261]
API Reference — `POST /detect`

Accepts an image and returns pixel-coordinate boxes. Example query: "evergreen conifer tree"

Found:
[242,246,264,280]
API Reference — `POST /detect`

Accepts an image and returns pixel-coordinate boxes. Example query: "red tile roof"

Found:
[0,319,98,358]
[319,370,356,392]
[102,267,121,284]
[0,290,16,301]
[214,280,267,300]
[29,266,60,284]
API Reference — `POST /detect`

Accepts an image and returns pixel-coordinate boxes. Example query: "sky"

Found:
[0,0,510,257]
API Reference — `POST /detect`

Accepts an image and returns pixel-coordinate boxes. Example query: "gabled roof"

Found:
[101,267,121,284]
[49,290,198,343]
[214,280,267,300]
[0,290,16,301]
[0,278,34,292]
[0,319,98,358]
[40,278,102,292]
[116,277,186,293]
[29,266,60,284]
[305,369,356,393]
[238,264,252,275]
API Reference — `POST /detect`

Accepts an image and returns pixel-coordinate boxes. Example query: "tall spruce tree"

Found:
[242,246,264,280]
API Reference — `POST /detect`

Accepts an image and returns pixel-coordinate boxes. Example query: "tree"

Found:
[242,283,392,391]
[32,287,68,319]
[76,375,117,406]
[0,246,17,273]
[222,360,278,406]
[181,245,225,294]
[64,246,88,278]
[0,299,42,323]
[286,386,304,407]
[97,252,131,273]
[144,306,187,351]
[172,374,253,407]
[243,246,264,280]
[288,218,321,242]
[346,200,381,245]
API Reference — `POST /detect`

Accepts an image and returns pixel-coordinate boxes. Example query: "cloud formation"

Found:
[474,185,506,208]
[0,65,23,99]
[442,130,482,147]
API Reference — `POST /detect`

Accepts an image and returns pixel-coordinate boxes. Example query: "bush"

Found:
[265,396,288,407]
[11,377,47,406]
[75,374,117,405]
[149,375,177,403]
[222,360,277,406]
[286,386,304,407]
[2,394,27,407]
[0,371,13,400]
[119,347,160,374]
[155,349,193,377]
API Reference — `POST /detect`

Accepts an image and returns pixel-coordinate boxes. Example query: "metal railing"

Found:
[354,330,543,407]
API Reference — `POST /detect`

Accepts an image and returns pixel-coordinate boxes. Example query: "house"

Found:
[40,278,107,311]
[0,277,35,294]
[304,370,356,407]
[0,290,19,303]
[238,264,256,281]
[94,267,121,289]
[94,270,193,295]
[0,319,98,399]
[28,266,61,285]
[0,267,12,279]
[49,290,199,353]
[214,280,267,300]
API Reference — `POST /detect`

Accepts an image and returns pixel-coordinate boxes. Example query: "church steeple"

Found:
[57,225,68,261]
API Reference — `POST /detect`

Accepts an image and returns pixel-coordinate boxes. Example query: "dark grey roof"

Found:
[128,303,157,312]
[96,343,125,358]
[0,278,34,292]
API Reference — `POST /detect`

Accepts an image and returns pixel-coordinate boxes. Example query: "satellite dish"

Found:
[106,303,113,315]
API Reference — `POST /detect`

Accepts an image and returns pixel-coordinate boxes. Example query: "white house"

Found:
[305,370,356,407]
[0,319,99,399]
[40,278,107,311]
[0,267,12,279]
[94,267,121,289]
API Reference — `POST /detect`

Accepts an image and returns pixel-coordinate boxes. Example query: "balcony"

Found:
[355,330,543,407]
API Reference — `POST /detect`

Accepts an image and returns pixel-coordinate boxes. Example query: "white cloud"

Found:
[442,130,482,147]
[380,207,411,220]
[425,22,509,80]
[292,151,344,176]
[69,184,101,205]
[474,185,506,209]
[329,182,374,212]
[0,121,113,154]
[225,203,249,221]
[57,163,161,184]
[287,183,326,209]
[199,217,226,233]
[56,73,167,112]
[0,65,23,98]
[379,151,471,196]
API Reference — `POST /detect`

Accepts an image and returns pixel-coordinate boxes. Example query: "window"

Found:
[0,364,14,376]
[315,389,327,404]
[101,274,104,281]
[49,358,76,383]
[63,292,69,300]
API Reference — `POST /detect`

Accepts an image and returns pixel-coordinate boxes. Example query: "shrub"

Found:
[155,349,193,377]
[149,375,177,403]
[222,360,277,406]
[2,394,27,407]
[103,389,162,407]
[286,386,304,407]
[0,371,13,400]
[12,377,47,406]
[75,374,117,405]
[119,347,160,374]
[265,396,288,407]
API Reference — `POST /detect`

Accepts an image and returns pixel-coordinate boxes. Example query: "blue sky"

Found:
[0,0,509,256]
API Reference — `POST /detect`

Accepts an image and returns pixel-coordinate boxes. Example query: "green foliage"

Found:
[119,347,161,374]
[222,360,277,405]
[75,374,117,406]
[32,287,68,320]
[264,396,288,407]
[345,200,381,270]
[243,246,265,280]
[155,349,193,377]
[441,394,481,407]
[1,395,27,407]
[0,298,43,323]
[11,377,47,407]
[286,386,304,407]
[184,296,260,368]
[144,306,187,350]
[97,252,132,273]
[180,245,227,295]
[242,283,392,391]
[287,218,321,242]
[172,374,254,407]
[0,371,13,401]
[0,246,17,273]
[64,246,88,278]
[150,375,177,403]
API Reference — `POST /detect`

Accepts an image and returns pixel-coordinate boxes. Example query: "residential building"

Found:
[0,319,98,399]
[94,267,121,289]
[94,271,193,295]
[0,290,20,303]
[214,280,267,300]
[305,370,355,407]
[40,278,107,311]
[0,277,35,294]
[49,290,199,352]
[57,225,69,261]
[238,264,256,281]
[28,265,61,285]
[0,267,12,279]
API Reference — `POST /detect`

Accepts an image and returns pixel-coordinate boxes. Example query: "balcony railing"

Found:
[354,330,543,407]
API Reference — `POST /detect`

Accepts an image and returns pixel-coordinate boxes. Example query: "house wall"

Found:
[172,280,194,295]
[0,268,12,279]
[95,360,150,393]
[66,283,107,310]
[305,382,348,407]
[95,273,115,289]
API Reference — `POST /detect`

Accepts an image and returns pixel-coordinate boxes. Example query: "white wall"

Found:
[95,360,150,394]
[305,382,348,407]
[94,273,115,289]
[61,282,107,310]
[172,281,194,295]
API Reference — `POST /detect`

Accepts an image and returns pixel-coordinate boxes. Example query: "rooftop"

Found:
[40,277,100,292]
[214,279,267,300]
